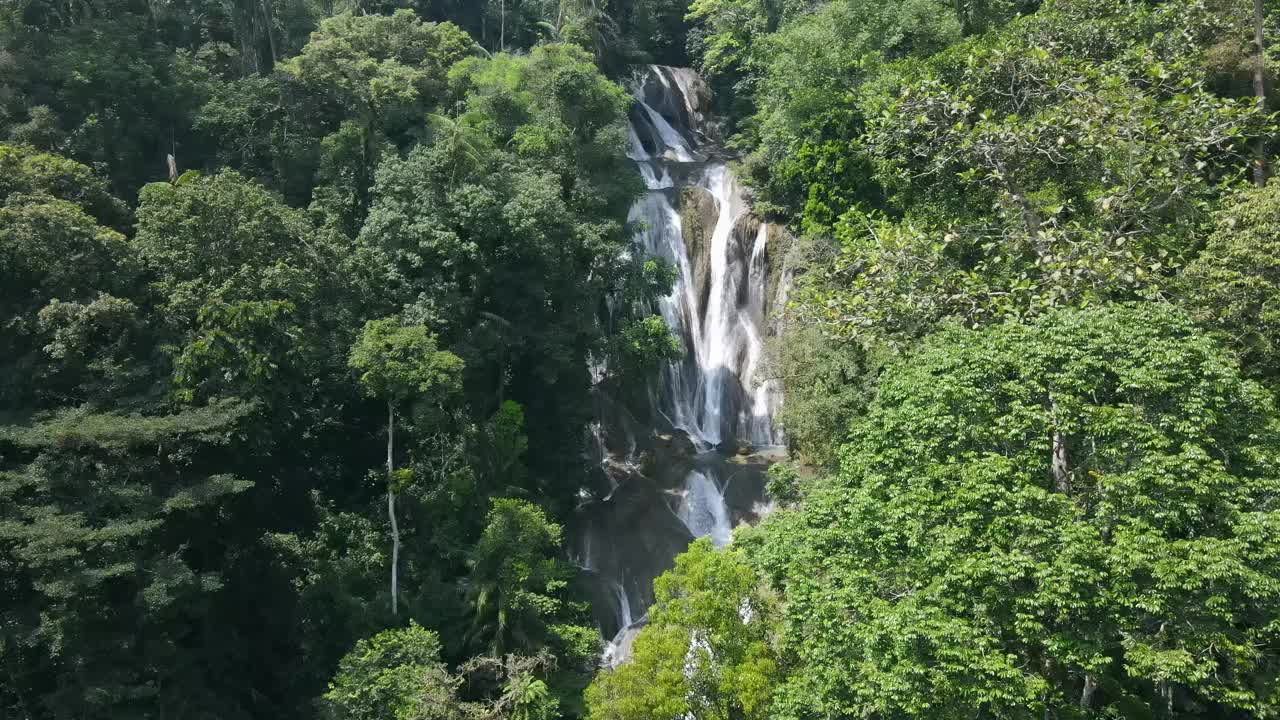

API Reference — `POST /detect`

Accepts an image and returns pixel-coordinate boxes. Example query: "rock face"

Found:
[635,66,715,146]
[763,224,794,324]
[576,65,785,667]
[680,185,717,325]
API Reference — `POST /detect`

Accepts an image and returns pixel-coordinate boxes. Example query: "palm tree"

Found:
[425,110,492,185]
[555,0,620,62]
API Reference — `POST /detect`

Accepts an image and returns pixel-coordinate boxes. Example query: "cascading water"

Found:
[576,65,786,667]
[677,469,733,548]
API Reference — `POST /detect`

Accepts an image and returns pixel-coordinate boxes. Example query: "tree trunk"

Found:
[1050,399,1071,494]
[1052,430,1071,493]
[991,154,1043,240]
[96,99,121,198]
[1253,0,1269,187]
[500,0,506,51]
[955,0,969,35]
[387,399,400,616]
[236,9,258,75]
[1080,673,1097,709]
[259,0,279,70]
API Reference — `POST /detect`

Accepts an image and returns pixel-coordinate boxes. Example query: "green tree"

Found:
[773,322,878,467]
[553,0,623,63]
[0,400,257,719]
[685,0,773,78]
[754,303,1280,718]
[194,73,326,206]
[743,0,960,223]
[464,499,590,660]
[0,5,211,197]
[280,10,476,231]
[349,317,465,616]
[0,192,135,406]
[0,143,129,227]
[321,623,568,720]
[473,401,531,495]
[322,623,464,720]
[1181,179,1280,385]
[0,146,341,719]
[784,0,1273,370]
[619,0,692,64]
[133,170,349,407]
[0,144,144,414]
[358,43,659,509]
[585,539,781,720]
[268,501,393,701]
[612,315,683,380]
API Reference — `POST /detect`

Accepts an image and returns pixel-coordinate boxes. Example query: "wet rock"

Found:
[650,432,697,489]
[637,65,712,143]
[574,471,695,636]
[732,213,763,247]
[637,449,657,476]
[654,431,697,458]
[679,186,717,324]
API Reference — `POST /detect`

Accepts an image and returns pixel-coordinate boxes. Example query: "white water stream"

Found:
[580,65,785,667]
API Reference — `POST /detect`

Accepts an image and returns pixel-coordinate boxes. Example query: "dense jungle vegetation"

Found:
[2,0,1279,718]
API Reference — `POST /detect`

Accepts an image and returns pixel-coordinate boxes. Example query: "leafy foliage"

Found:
[4,0,1280,718]
[322,623,570,720]
[585,539,782,720]
[322,623,461,720]
[465,499,592,661]
[1180,179,1280,385]
[356,42,666,505]
[743,0,962,222]
[350,318,465,405]
[788,0,1273,349]
[0,400,257,719]
[755,304,1280,718]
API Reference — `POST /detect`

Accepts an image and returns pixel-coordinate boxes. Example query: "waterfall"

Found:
[577,64,785,668]
[613,581,634,628]
[602,580,646,668]
[624,65,784,452]
[677,469,732,547]
[638,103,696,163]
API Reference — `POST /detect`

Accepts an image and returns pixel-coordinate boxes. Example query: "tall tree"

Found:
[279,10,477,232]
[321,622,464,720]
[463,499,589,658]
[133,170,351,410]
[358,43,666,510]
[1253,0,1270,186]
[0,401,258,719]
[349,317,464,615]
